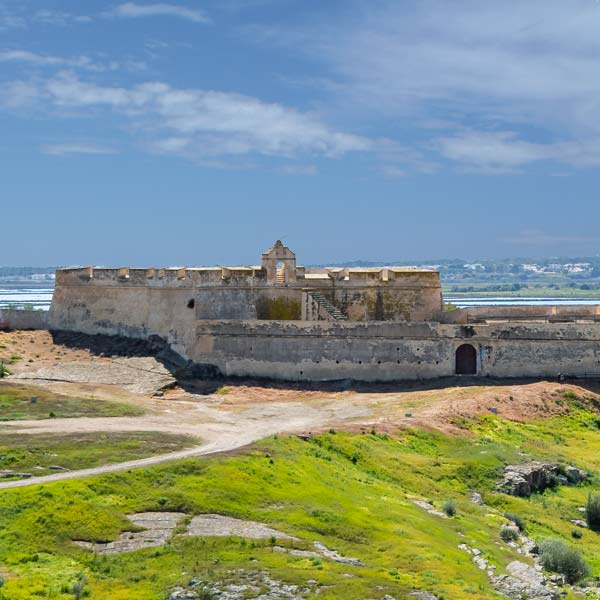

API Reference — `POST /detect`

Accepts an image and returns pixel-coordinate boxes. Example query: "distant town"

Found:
[2,258,600,299]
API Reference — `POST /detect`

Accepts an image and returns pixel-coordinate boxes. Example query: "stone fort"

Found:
[32,241,600,381]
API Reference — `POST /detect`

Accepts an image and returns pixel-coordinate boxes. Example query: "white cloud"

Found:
[2,73,370,164]
[41,143,118,156]
[113,3,210,23]
[436,130,600,172]
[305,1,600,127]
[260,0,600,172]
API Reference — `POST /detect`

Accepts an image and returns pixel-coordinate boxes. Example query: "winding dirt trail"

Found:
[0,396,371,490]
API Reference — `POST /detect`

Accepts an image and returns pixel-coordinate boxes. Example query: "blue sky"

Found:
[2,0,600,266]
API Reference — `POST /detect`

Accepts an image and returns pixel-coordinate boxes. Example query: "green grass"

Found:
[1,407,600,599]
[0,383,144,421]
[0,432,198,479]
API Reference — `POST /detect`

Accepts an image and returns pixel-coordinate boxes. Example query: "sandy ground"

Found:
[1,329,598,490]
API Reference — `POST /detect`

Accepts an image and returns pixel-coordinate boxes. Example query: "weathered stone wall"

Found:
[189,320,600,381]
[0,309,49,331]
[51,266,442,323]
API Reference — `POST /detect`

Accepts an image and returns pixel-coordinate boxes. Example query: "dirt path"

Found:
[0,397,371,490]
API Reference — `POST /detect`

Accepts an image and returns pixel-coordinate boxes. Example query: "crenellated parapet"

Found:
[52,242,443,324]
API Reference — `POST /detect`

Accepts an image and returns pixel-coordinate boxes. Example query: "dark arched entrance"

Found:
[455,344,477,375]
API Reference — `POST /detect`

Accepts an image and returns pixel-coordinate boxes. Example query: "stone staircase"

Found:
[309,292,348,321]
[275,267,286,283]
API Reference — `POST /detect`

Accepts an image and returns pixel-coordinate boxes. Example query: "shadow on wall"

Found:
[43,330,600,396]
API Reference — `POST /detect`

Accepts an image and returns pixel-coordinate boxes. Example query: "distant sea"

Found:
[446,296,600,308]
[1,287,598,312]
[0,287,54,311]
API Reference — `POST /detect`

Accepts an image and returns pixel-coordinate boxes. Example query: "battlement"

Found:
[52,242,443,324]
[55,264,439,289]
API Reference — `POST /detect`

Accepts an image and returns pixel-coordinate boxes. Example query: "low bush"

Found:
[586,493,600,532]
[504,512,526,532]
[538,538,589,583]
[442,499,457,517]
[500,526,520,542]
[571,529,583,539]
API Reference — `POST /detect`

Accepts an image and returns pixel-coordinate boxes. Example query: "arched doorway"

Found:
[455,344,477,375]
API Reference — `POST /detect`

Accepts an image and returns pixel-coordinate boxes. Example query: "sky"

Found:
[2,0,600,266]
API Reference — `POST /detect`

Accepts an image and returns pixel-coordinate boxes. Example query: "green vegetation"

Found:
[585,493,600,531]
[0,432,197,479]
[0,383,144,420]
[499,526,519,542]
[0,364,11,379]
[504,511,526,532]
[442,499,457,517]
[1,404,600,598]
[538,538,589,583]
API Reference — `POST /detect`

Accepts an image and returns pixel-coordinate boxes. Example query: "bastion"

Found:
[31,241,600,381]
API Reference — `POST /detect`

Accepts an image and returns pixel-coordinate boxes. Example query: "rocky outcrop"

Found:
[499,462,586,497]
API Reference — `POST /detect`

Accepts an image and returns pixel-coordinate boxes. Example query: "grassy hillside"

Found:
[0,384,144,420]
[1,395,600,598]
[0,432,197,479]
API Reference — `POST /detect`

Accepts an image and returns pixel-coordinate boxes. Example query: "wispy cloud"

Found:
[435,130,600,172]
[2,73,370,165]
[41,143,118,156]
[0,50,148,73]
[258,0,600,174]
[33,10,92,26]
[112,3,210,23]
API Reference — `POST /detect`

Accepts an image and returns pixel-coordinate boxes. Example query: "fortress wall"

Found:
[53,268,443,322]
[49,281,199,358]
[190,320,600,381]
[0,309,48,331]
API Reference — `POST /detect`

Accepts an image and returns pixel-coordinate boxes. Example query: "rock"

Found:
[571,519,587,528]
[313,541,365,567]
[493,561,559,599]
[410,593,438,600]
[498,462,561,497]
[48,465,69,471]
[0,471,32,479]
[410,498,448,518]
[564,466,586,484]
[469,491,484,505]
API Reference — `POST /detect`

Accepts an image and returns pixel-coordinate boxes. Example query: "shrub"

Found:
[538,538,589,583]
[500,526,520,542]
[586,493,600,532]
[504,512,526,532]
[571,529,583,539]
[442,500,457,517]
[0,363,10,378]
